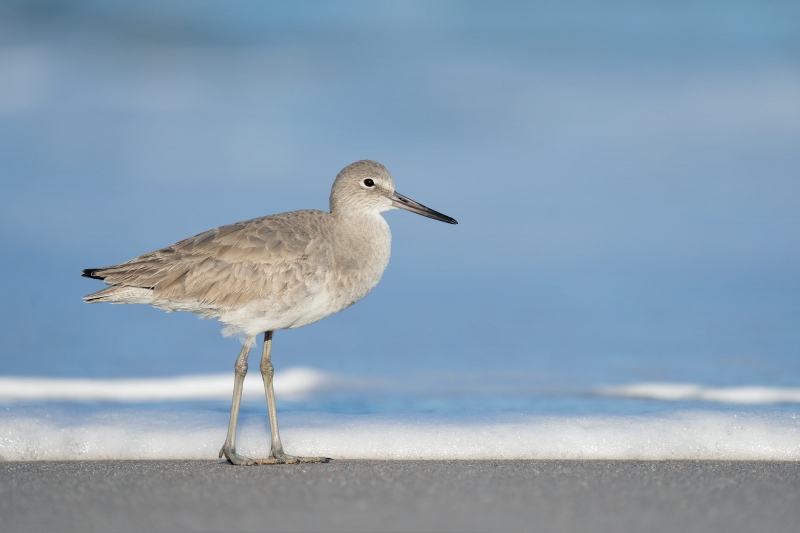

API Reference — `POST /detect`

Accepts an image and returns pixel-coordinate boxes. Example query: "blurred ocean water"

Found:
[1,1,799,460]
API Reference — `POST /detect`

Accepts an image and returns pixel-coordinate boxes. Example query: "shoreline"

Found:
[3,459,799,532]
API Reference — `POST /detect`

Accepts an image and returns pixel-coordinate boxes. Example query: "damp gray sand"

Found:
[2,460,798,533]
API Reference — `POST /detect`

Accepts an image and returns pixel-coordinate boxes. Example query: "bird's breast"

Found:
[324,215,392,311]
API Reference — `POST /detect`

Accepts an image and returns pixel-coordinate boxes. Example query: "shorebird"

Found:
[82,160,457,465]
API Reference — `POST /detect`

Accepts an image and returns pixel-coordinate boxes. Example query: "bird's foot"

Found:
[253,450,330,465]
[219,445,257,466]
[220,445,329,465]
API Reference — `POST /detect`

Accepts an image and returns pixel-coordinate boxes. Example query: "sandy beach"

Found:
[2,460,798,532]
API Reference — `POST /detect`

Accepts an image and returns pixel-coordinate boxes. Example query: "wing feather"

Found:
[87,210,333,310]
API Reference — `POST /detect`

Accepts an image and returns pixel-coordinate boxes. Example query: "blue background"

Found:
[1,1,798,397]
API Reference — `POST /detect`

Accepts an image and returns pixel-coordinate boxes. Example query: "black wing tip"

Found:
[82,268,105,280]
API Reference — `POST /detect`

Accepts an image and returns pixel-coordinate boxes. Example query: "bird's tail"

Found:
[82,268,110,303]
[82,268,106,280]
[82,267,156,305]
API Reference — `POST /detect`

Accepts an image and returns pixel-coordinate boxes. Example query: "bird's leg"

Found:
[255,331,329,465]
[219,335,257,465]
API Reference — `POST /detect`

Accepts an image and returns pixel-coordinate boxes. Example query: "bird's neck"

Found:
[332,209,391,243]
[331,210,391,264]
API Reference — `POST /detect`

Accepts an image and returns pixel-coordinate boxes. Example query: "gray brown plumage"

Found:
[82,160,457,465]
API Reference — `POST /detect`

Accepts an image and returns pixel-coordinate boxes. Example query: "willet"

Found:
[82,160,457,465]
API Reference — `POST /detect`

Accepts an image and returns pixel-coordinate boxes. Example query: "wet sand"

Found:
[2,460,798,532]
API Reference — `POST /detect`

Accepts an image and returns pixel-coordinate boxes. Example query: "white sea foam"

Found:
[1,406,798,462]
[598,383,800,404]
[0,367,331,402]
[5,372,800,406]
[2,373,799,461]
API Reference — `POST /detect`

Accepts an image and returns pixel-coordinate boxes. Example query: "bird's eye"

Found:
[363,178,375,187]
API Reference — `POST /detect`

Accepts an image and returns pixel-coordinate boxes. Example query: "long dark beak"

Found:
[390,191,458,224]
